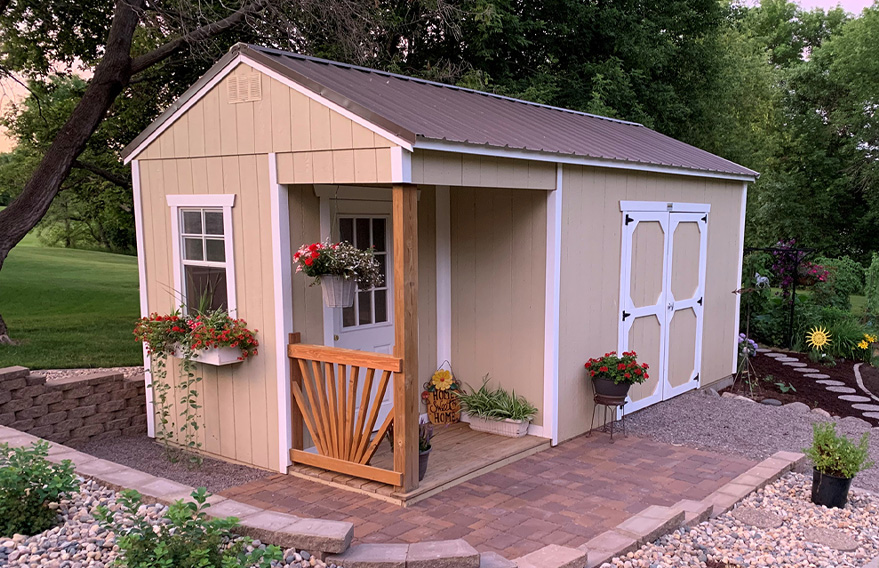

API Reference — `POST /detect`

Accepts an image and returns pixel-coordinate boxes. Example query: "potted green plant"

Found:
[585,351,649,398]
[293,241,383,308]
[419,420,434,481]
[456,376,538,438]
[804,422,874,508]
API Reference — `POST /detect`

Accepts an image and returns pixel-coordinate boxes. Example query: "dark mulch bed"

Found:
[72,435,273,493]
[722,351,879,426]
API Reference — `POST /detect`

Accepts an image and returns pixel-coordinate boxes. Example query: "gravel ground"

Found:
[40,366,145,381]
[72,435,272,493]
[604,472,879,568]
[626,390,879,493]
[0,478,334,568]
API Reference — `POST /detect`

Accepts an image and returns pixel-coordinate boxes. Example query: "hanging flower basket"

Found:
[320,275,356,308]
[293,241,383,309]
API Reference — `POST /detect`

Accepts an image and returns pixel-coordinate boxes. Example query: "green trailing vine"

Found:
[134,309,259,467]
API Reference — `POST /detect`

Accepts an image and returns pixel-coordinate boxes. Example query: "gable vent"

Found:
[227,74,262,104]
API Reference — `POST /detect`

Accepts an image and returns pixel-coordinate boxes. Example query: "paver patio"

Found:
[222,433,756,559]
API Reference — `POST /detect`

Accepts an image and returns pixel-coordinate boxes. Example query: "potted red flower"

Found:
[293,240,383,308]
[585,351,649,398]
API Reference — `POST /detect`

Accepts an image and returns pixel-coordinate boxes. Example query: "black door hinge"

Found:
[694,373,700,382]
[622,310,631,321]
[625,214,634,225]
[701,214,708,223]
[697,297,703,305]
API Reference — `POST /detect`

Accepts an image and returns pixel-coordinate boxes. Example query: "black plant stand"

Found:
[588,393,628,442]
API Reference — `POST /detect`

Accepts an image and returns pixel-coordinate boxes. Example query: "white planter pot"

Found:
[466,414,531,438]
[321,275,356,308]
[173,346,243,366]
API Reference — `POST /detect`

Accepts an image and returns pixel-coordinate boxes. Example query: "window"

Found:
[339,216,389,328]
[167,195,236,315]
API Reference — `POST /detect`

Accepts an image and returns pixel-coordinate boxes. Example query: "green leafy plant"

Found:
[96,487,282,568]
[803,422,874,479]
[419,420,434,453]
[584,351,650,385]
[808,349,837,367]
[0,441,78,536]
[866,253,879,315]
[456,376,538,422]
[775,381,796,394]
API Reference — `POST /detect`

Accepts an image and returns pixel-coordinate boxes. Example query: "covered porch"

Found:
[283,182,555,499]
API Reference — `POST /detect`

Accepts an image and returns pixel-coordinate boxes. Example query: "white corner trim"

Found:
[732,183,749,373]
[414,139,758,183]
[390,147,412,184]
[268,153,294,473]
[166,194,238,315]
[124,55,243,164]
[435,186,452,365]
[543,165,562,446]
[166,194,236,208]
[132,161,154,438]
[242,58,413,152]
[619,200,711,214]
[319,196,334,347]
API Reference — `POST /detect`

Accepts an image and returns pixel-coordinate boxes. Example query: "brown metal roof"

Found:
[124,44,758,179]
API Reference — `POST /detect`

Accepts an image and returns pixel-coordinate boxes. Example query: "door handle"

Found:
[334,334,340,341]
[667,301,674,311]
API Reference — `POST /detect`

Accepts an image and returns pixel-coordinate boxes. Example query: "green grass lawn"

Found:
[0,208,141,369]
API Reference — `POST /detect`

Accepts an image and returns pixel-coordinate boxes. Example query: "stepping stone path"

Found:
[756,348,772,353]
[840,395,872,403]
[763,352,786,358]
[783,362,808,367]
[852,403,879,411]
[804,373,830,379]
[775,357,799,362]
[802,527,859,552]
[865,412,879,420]
[793,367,819,373]
[826,386,857,394]
[730,506,783,529]
[816,380,845,386]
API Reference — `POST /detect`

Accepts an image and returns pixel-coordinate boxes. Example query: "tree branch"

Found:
[130,0,268,74]
[0,0,11,17]
[73,159,131,189]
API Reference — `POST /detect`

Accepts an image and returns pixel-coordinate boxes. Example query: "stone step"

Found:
[328,540,479,568]
[514,544,587,568]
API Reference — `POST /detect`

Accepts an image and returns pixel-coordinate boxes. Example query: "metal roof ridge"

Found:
[241,43,645,128]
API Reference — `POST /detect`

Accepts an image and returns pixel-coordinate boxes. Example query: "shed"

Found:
[123,43,757,496]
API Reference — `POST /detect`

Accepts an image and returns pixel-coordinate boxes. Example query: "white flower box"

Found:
[465,414,530,438]
[173,346,243,366]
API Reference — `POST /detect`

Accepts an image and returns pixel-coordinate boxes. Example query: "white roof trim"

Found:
[124,54,413,164]
[414,139,757,183]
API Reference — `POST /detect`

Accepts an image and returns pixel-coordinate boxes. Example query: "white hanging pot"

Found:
[321,275,356,308]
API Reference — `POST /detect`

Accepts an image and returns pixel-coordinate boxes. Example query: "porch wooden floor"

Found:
[287,422,550,505]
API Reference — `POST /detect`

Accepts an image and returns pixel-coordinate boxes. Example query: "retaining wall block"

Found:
[35,411,69,427]
[34,391,64,406]
[16,405,51,420]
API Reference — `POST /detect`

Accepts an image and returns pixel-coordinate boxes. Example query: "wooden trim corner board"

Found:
[543,165,562,445]
[132,160,155,438]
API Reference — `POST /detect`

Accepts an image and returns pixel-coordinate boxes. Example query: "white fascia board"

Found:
[414,139,757,183]
[390,146,412,183]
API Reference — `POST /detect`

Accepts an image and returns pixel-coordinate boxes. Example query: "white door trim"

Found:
[269,153,294,473]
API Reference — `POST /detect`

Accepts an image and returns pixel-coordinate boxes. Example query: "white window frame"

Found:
[167,194,237,315]
[337,214,393,330]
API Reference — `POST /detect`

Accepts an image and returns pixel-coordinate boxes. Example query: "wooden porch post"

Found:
[393,183,419,492]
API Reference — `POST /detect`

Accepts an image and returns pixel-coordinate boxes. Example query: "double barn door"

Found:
[618,203,709,413]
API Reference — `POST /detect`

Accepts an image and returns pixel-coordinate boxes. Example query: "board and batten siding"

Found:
[137,156,279,470]
[556,165,745,442]
[450,187,547,426]
[413,150,557,190]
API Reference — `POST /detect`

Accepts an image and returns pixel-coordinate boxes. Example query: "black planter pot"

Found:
[811,468,853,509]
[419,449,431,481]
[593,377,631,398]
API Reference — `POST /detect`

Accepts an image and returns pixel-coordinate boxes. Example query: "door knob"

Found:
[334,334,339,341]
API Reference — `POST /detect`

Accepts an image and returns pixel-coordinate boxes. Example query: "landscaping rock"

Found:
[782,402,810,413]
[812,408,831,418]
[760,398,782,406]
[802,527,859,551]
[729,506,782,529]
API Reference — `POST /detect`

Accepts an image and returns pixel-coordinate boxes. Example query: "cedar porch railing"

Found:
[288,335,404,487]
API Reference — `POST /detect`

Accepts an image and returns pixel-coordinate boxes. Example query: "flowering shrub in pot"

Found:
[134,309,259,464]
[804,422,873,508]
[585,351,649,398]
[293,240,383,308]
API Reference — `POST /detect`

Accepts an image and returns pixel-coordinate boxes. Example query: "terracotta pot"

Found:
[593,377,631,398]
[320,275,356,308]
[811,468,852,509]
[419,449,431,481]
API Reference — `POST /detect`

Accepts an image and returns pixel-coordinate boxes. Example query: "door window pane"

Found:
[204,211,224,235]
[205,239,226,262]
[358,291,372,325]
[184,238,204,261]
[356,218,370,249]
[342,305,356,328]
[374,289,387,323]
[185,265,228,312]
[183,211,202,234]
[372,218,386,252]
[339,218,354,244]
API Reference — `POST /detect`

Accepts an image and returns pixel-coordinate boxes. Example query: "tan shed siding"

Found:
[137,63,396,161]
[287,186,325,344]
[556,166,744,441]
[274,148,394,185]
[413,150,557,190]
[450,187,547,425]
[418,186,438,405]
[138,156,280,470]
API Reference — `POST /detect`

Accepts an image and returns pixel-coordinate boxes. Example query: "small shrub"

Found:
[97,487,282,568]
[867,253,879,315]
[0,441,78,537]
[456,376,538,422]
[804,422,873,479]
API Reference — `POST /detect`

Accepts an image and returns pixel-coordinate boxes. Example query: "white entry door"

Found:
[618,203,708,413]
[328,201,394,429]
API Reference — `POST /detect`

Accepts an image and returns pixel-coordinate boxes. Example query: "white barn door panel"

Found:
[618,204,708,412]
